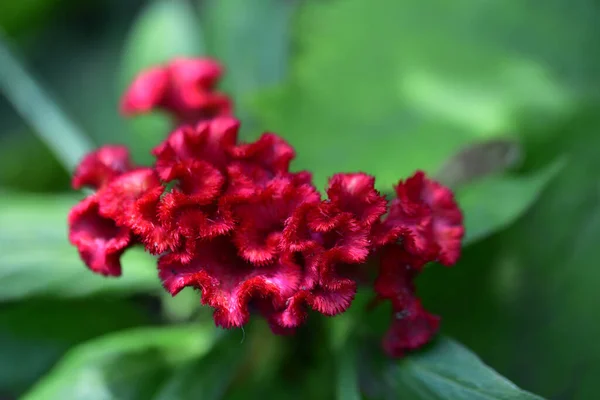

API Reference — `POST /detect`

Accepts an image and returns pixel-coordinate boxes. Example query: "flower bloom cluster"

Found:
[68,58,464,357]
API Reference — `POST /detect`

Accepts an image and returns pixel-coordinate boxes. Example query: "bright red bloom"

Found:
[68,57,465,359]
[383,298,440,358]
[121,58,232,123]
[402,171,464,266]
[159,238,303,328]
[68,145,138,275]
[68,195,131,276]
[371,170,464,358]
[373,170,464,266]
[72,145,132,190]
[373,245,440,357]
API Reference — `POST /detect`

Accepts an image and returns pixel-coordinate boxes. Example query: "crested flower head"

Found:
[68,57,464,358]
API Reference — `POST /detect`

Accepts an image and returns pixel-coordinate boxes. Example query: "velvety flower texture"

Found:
[67,57,464,358]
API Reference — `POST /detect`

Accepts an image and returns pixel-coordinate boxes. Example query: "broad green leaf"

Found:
[418,108,600,399]
[458,160,563,245]
[362,337,544,400]
[0,0,61,36]
[22,324,221,400]
[0,33,93,171]
[200,0,296,129]
[0,193,159,300]
[0,298,152,396]
[120,0,205,161]
[152,332,244,400]
[490,127,600,399]
[252,0,574,190]
[0,131,70,192]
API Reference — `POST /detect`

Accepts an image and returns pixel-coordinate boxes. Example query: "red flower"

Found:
[68,57,466,359]
[383,298,440,358]
[72,145,132,190]
[69,145,139,275]
[120,58,232,124]
[158,237,303,328]
[232,177,321,265]
[153,117,239,179]
[374,171,464,266]
[68,195,131,276]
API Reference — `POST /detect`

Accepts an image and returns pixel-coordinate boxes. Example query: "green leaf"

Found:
[152,332,244,400]
[252,0,574,190]
[0,192,159,300]
[486,124,600,398]
[362,337,544,400]
[417,110,600,399]
[0,131,70,192]
[200,0,296,128]
[458,159,563,245]
[0,32,93,171]
[0,298,152,396]
[22,324,222,400]
[120,0,205,161]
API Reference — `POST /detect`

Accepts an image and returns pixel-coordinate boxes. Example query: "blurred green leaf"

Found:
[120,0,204,86]
[200,0,296,128]
[0,0,62,37]
[0,131,70,192]
[120,0,204,161]
[458,159,563,245]
[0,298,152,396]
[0,192,159,301]
[160,287,201,323]
[153,332,244,400]
[362,337,544,400]
[252,0,574,190]
[0,33,93,171]
[418,108,600,399]
[493,127,600,399]
[22,324,221,400]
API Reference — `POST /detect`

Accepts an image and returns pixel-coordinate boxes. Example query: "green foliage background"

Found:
[0,0,598,398]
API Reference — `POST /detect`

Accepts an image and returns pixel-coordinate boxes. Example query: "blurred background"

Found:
[1,0,599,398]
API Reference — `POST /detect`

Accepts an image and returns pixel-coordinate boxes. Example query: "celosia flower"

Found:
[68,195,131,276]
[67,57,465,359]
[121,57,232,124]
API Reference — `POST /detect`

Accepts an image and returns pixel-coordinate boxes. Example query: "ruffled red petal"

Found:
[67,195,131,276]
[158,238,303,328]
[120,67,169,115]
[308,205,370,265]
[97,168,162,224]
[405,171,464,266]
[159,191,236,242]
[231,133,295,176]
[232,178,320,265]
[120,58,231,123]
[376,199,438,262]
[326,173,387,227]
[153,117,239,178]
[72,145,132,190]
[382,299,440,358]
[373,245,421,306]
